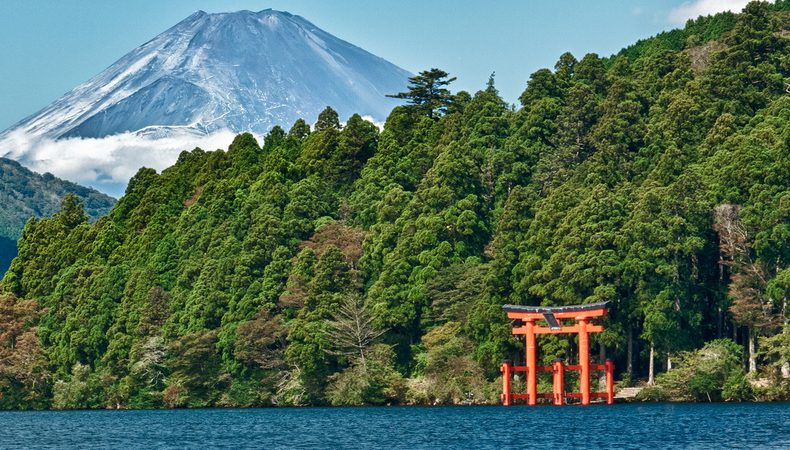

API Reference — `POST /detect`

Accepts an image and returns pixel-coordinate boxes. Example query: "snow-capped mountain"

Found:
[2,9,410,140]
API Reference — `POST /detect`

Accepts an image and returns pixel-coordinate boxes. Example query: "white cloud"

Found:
[668,0,772,24]
[360,115,385,130]
[0,129,242,198]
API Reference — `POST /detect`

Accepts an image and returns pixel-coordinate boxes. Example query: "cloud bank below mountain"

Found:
[0,129,240,198]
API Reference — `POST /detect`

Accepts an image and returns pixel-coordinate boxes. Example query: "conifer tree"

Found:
[387,68,457,118]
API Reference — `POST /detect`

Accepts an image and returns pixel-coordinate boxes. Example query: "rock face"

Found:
[2,9,410,140]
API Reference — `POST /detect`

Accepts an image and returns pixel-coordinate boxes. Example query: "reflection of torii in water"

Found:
[500,301,614,406]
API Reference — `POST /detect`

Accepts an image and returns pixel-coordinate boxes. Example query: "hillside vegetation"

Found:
[1,1,788,408]
[0,157,115,275]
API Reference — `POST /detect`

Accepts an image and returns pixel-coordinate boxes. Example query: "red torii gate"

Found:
[500,301,614,406]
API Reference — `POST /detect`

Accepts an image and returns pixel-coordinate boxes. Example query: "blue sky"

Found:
[0,0,757,131]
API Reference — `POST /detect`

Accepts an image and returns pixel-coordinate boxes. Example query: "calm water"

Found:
[0,403,788,449]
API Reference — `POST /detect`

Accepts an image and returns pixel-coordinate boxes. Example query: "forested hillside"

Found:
[0,158,115,275]
[1,1,788,409]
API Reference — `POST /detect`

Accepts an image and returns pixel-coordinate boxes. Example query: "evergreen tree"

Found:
[387,68,457,118]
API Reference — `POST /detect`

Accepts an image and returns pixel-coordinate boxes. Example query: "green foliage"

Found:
[757,327,790,400]
[1,3,789,408]
[387,68,457,118]
[413,322,489,404]
[326,344,405,405]
[52,363,102,409]
[315,106,341,132]
[618,12,738,62]
[165,330,223,407]
[646,339,752,402]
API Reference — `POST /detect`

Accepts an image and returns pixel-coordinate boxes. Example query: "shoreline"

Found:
[2,398,789,412]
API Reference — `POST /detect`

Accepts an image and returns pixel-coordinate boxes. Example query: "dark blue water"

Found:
[0,403,788,449]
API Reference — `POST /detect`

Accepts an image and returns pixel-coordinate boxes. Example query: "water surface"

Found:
[1,403,788,449]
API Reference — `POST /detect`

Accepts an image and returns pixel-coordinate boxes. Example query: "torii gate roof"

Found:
[503,301,609,324]
[502,301,609,314]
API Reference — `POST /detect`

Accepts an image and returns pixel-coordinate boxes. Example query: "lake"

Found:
[0,403,788,449]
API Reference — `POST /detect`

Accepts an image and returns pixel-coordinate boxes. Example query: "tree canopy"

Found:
[387,68,457,118]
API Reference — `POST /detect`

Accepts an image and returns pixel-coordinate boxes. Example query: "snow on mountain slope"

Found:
[4,9,410,139]
[0,9,410,196]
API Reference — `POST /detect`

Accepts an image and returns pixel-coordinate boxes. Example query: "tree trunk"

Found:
[748,327,757,374]
[648,342,655,385]
[667,355,672,371]
[717,306,722,339]
[627,324,634,378]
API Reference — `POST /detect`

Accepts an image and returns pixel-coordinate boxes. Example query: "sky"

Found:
[0,0,760,131]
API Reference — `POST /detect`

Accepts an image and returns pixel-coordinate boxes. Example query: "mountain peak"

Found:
[2,9,410,141]
[184,10,208,22]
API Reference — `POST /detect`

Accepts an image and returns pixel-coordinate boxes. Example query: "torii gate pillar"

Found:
[525,319,537,405]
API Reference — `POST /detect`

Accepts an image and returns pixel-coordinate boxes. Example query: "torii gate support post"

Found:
[579,318,590,405]
[606,359,615,405]
[500,361,512,406]
[525,320,537,406]
[552,359,565,405]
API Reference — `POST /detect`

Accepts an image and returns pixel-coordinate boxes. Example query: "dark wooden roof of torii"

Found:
[502,301,609,314]
[504,301,609,332]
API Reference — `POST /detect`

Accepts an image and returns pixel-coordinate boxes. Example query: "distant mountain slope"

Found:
[0,157,115,273]
[1,9,410,141]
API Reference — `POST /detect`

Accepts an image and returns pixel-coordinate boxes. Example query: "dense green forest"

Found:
[1,2,788,408]
[0,157,115,274]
